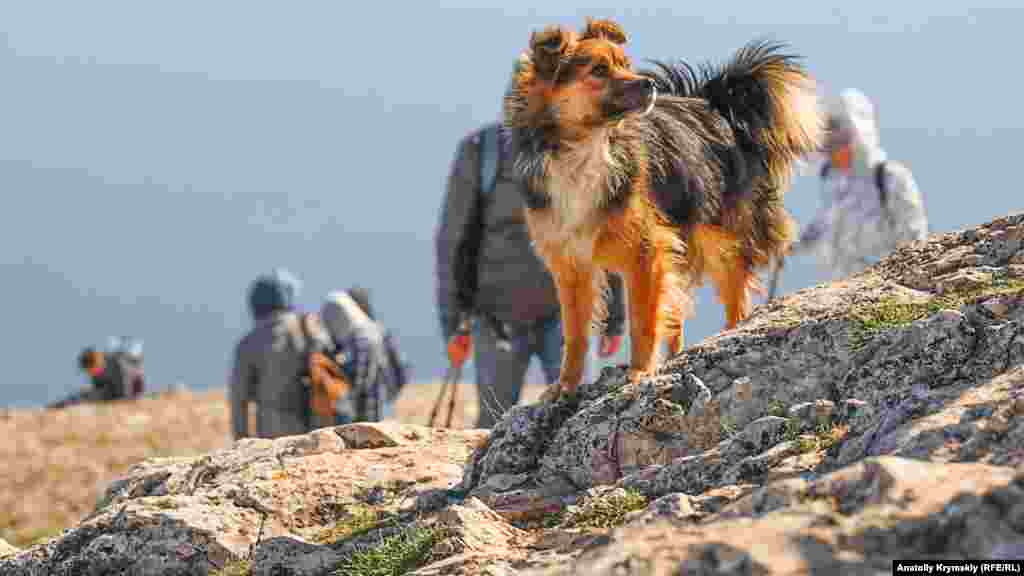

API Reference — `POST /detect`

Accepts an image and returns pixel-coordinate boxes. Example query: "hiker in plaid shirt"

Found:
[320,291,396,423]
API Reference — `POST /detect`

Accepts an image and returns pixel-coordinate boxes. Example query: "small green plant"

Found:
[815,423,848,452]
[720,415,737,439]
[209,558,252,576]
[794,435,819,454]
[848,277,1024,350]
[329,525,444,576]
[782,418,802,442]
[792,423,848,454]
[767,400,788,418]
[541,509,566,529]
[563,489,648,530]
[315,505,397,546]
[849,298,946,350]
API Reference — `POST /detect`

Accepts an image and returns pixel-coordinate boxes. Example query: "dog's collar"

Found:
[639,84,658,118]
[605,85,657,123]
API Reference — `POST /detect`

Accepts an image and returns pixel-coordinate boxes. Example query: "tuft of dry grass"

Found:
[209,558,252,576]
[849,277,1024,350]
[0,387,231,547]
[561,489,649,530]
[793,423,850,455]
[328,524,446,576]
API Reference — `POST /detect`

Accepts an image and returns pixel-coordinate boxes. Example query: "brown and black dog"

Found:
[503,18,822,400]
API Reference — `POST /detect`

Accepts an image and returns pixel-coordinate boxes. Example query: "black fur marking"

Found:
[650,156,706,226]
[633,101,721,227]
[522,179,552,210]
[639,39,799,205]
[501,125,553,209]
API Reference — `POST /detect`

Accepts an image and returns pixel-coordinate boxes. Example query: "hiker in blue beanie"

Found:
[230,268,333,439]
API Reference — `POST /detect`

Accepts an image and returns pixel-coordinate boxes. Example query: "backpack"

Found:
[820,160,889,206]
[297,313,352,428]
[381,329,411,400]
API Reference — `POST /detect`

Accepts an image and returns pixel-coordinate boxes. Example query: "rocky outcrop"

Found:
[2,213,1023,575]
[0,423,487,575]
[528,457,1024,574]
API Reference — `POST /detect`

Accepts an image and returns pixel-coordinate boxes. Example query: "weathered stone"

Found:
[0,538,19,559]
[0,423,481,575]
[738,417,791,452]
[522,458,1024,575]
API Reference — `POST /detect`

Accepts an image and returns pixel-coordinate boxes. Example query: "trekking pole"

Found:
[427,366,451,427]
[428,317,471,428]
[444,363,463,429]
[428,362,462,428]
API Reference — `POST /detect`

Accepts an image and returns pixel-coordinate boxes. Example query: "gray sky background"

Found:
[1,2,1021,407]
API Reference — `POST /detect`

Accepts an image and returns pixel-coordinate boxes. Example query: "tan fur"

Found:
[511,19,822,399]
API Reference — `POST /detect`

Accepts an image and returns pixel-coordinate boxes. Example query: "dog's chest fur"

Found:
[529,134,617,261]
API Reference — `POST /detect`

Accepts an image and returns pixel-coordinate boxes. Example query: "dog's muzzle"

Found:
[614,77,657,118]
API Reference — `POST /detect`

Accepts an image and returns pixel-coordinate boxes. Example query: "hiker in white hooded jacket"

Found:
[796,88,929,279]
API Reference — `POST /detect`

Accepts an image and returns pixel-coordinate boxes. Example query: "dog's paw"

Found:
[538,382,563,403]
[627,368,653,383]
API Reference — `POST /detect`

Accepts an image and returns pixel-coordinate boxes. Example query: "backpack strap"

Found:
[875,161,888,207]
[478,124,501,199]
[298,313,319,353]
[822,160,889,206]
[296,313,316,428]
[451,124,501,330]
[381,330,409,398]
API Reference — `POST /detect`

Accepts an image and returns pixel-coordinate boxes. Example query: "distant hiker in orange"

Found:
[85,340,145,400]
[50,338,146,409]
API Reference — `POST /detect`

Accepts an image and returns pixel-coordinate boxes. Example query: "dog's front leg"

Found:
[668,313,686,356]
[626,247,665,381]
[540,255,596,402]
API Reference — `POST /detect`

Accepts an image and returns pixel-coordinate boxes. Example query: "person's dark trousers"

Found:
[472,314,594,429]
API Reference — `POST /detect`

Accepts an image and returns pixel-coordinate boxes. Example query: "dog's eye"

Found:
[590,64,609,78]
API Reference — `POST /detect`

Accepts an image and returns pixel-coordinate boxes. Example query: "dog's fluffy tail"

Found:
[645,39,822,193]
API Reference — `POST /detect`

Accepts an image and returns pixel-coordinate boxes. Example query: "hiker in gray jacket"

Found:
[435,115,627,429]
[230,268,333,440]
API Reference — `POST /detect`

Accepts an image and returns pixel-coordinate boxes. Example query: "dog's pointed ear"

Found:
[529,25,576,80]
[580,18,628,45]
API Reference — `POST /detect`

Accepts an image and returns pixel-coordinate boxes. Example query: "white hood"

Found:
[321,291,375,343]
[827,88,887,175]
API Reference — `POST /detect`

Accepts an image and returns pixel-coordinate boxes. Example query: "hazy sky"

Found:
[2,2,1021,407]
